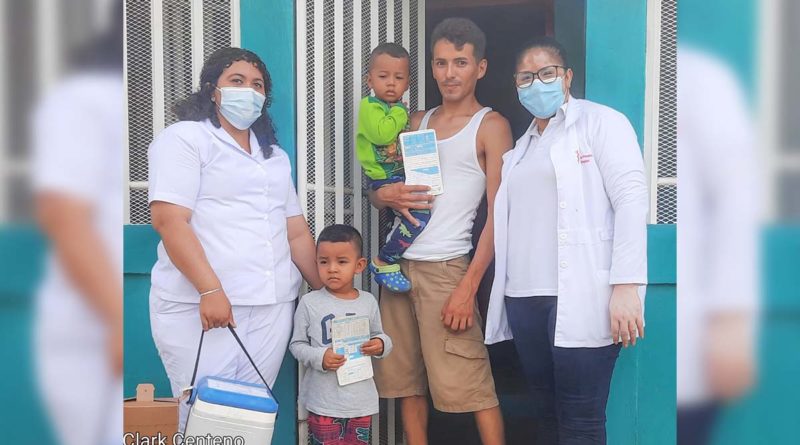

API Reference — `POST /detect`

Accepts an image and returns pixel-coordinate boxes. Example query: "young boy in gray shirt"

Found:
[289,224,392,445]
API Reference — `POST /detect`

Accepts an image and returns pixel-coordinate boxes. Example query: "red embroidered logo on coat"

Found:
[576,148,593,164]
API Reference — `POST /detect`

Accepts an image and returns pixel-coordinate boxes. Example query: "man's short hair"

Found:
[317,224,364,254]
[369,42,410,70]
[430,17,486,61]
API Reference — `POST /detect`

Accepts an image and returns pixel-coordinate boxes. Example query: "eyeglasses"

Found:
[513,65,566,88]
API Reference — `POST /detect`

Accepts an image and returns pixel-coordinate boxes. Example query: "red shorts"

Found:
[307,412,372,445]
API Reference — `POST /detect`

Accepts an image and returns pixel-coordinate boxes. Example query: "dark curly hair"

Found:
[430,18,486,61]
[173,47,277,157]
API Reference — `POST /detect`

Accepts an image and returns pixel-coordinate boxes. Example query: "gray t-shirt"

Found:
[289,288,392,418]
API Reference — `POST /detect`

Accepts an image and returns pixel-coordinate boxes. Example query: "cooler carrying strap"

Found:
[188,326,277,404]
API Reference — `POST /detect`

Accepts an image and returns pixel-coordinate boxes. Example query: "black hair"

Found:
[317,224,364,254]
[369,42,410,70]
[173,47,277,157]
[515,36,569,68]
[430,18,486,61]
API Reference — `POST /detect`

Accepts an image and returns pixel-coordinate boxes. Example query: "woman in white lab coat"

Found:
[485,37,648,444]
[147,47,322,430]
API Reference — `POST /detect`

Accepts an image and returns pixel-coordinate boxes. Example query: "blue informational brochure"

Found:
[399,129,444,195]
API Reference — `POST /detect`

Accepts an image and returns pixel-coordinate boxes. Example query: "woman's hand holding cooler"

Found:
[199,287,236,330]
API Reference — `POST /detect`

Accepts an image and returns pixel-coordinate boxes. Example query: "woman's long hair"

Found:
[173,47,277,157]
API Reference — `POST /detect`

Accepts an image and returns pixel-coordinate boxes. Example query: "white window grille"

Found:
[762,0,800,219]
[296,1,426,444]
[124,0,239,224]
[644,0,677,224]
[0,0,107,221]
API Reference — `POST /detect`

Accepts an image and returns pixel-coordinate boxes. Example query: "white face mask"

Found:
[216,87,266,130]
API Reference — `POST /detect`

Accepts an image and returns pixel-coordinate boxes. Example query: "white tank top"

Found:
[402,106,491,261]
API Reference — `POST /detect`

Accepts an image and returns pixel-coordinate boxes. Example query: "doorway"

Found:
[422,2,587,443]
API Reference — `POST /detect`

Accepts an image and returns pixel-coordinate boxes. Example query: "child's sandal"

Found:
[369,260,412,293]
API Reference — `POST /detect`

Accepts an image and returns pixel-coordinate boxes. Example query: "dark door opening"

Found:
[419,1,586,443]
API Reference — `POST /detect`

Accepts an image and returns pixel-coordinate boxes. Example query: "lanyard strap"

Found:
[188,326,276,402]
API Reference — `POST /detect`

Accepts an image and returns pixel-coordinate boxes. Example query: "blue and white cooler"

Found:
[185,376,278,443]
[183,327,279,444]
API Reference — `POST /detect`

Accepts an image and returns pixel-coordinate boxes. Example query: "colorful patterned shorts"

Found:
[308,412,372,445]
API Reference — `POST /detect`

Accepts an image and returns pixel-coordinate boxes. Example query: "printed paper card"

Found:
[399,129,444,195]
[332,316,373,386]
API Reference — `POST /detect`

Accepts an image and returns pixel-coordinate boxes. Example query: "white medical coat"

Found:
[485,98,649,347]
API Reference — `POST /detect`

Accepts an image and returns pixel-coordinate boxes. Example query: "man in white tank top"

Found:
[370,18,513,445]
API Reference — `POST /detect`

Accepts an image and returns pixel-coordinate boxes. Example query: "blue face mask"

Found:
[517,77,565,119]
[216,87,266,130]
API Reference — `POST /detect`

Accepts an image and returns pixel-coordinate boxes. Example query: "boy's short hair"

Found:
[368,42,410,70]
[430,17,486,61]
[317,224,364,254]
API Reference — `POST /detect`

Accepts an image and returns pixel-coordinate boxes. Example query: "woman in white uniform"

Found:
[485,37,648,444]
[147,47,322,430]
[33,8,124,443]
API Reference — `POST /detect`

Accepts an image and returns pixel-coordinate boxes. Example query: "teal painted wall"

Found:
[584,3,675,443]
[0,226,56,444]
[585,0,647,146]
[241,0,298,175]
[711,226,800,445]
[554,0,586,99]
[606,226,676,445]
[679,0,756,86]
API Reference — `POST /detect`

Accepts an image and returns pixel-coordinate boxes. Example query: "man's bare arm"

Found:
[467,112,513,284]
[441,112,513,331]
